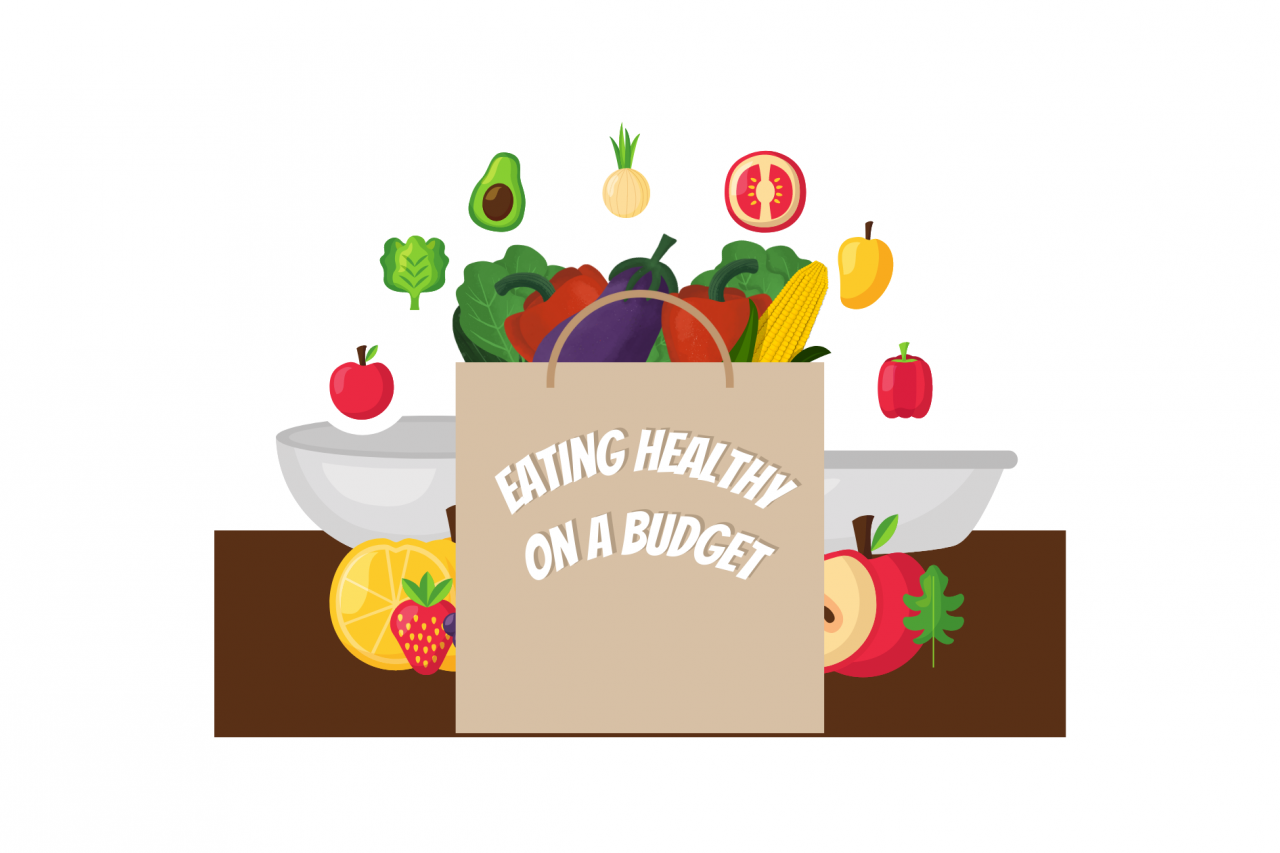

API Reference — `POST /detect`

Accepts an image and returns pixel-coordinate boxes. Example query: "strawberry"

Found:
[390,574,454,674]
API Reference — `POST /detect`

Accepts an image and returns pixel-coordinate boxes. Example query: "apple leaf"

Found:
[903,565,964,667]
[871,514,898,552]
[365,345,378,362]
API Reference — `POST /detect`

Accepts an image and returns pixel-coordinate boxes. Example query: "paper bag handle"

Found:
[545,290,735,389]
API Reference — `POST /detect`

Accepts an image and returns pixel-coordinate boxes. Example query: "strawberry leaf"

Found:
[426,578,453,607]
[401,577,428,608]
[871,514,898,552]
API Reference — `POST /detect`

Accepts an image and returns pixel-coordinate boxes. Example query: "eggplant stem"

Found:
[651,234,676,263]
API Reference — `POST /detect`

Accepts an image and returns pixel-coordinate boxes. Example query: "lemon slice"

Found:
[329,539,455,670]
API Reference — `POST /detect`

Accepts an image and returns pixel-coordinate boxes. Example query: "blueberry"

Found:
[443,612,456,645]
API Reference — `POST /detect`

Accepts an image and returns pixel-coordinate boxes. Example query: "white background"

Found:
[2,1,1276,849]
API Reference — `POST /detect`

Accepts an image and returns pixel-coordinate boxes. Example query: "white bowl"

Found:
[276,416,456,548]
[823,450,1018,553]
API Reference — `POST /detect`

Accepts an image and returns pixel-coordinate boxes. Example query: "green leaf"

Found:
[453,308,505,363]
[365,345,378,362]
[455,246,560,363]
[742,270,786,300]
[689,242,797,301]
[498,245,555,277]
[381,236,449,310]
[720,242,769,290]
[456,261,520,360]
[426,577,453,607]
[647,331,671,362]
[730,301,759,362]
[765,246,810,280]
[401,577,428,608]
[871,514,898,551]
[903,565,965,652]
[790,346,830,363]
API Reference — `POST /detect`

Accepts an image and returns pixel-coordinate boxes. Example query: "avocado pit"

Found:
[483,184,514,222]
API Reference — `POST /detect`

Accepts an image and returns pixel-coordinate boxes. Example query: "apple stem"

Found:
[865,221,873,240]
[357,345,367,366]
[446,505,457,543]
[852,515,874,558]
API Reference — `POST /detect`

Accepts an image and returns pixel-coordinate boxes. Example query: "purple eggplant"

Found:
[533,234,679,362]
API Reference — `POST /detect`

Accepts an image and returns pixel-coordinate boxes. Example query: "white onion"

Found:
[602,168,650,218]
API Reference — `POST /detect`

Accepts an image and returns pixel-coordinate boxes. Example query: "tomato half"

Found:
[724,151,807,232]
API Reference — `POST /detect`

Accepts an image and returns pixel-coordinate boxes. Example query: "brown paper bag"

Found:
[456,292,823,733]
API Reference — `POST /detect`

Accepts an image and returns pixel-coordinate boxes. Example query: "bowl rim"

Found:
[824,450,1017,470]
[276,416,457,460]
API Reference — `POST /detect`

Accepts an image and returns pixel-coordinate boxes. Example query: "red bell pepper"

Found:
[661,259,772,361]
[499,265,608,361]
[878,342,932,418]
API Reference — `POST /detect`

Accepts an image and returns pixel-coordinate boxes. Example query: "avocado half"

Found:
[468,153,525,232]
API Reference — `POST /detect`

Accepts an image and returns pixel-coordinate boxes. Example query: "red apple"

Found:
[824,515,926,677]
[329,344,394,420]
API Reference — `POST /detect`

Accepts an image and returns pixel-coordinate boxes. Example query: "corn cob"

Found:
[754,261,828,362]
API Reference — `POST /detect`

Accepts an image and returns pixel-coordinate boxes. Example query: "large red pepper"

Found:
[499,265,608,361]
[661,259,772,361]
[878,342,932,418]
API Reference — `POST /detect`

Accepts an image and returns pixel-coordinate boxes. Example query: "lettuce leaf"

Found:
[381,236,448,310]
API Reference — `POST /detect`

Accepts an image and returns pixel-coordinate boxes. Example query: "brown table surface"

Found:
[215,530,1064,737]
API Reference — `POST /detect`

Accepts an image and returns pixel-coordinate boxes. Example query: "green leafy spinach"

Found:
[689,241,811,301]
[455,246,563,362]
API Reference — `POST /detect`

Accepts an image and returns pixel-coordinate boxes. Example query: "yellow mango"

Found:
[838,221,894,309]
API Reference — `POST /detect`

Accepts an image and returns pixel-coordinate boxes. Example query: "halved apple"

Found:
[823,554,877,668]
[823,516,929,677]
